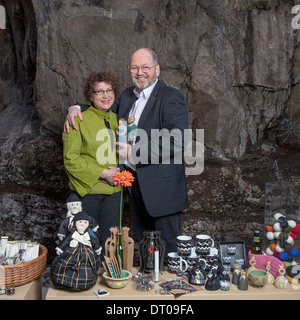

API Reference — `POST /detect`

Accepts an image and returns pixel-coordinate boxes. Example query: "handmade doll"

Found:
[205,260,222,291]
[50,211,102,291]
[116,118,128,143]
[57,194,99,241]
[232,264,241,285]
[238,270,248,291]
[127,116,138,145]
[188,259,206,286]
[219,270,230,291]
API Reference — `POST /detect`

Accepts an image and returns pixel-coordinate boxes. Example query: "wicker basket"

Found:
[2,245,48,287]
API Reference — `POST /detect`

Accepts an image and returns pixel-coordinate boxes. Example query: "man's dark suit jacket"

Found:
[116,80,189,218]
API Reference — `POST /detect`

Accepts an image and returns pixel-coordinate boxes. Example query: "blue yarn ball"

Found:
[290,249,299,258]
[278,252,289,261]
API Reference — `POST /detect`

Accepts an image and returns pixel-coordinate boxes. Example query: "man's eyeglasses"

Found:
[129,64,158,74]
[93,89,114,95]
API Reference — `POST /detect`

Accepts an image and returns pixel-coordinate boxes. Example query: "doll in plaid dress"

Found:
[50,211,102,291]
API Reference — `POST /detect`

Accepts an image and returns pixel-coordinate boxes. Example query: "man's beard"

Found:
[132,76,153,90]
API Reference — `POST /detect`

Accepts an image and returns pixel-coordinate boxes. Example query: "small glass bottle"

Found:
[6,287,15,295]
[251,231,262,255]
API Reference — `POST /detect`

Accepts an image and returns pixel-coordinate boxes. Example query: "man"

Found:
[65,48,189,255]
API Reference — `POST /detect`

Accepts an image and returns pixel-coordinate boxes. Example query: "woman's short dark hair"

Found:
[84,71,120,101]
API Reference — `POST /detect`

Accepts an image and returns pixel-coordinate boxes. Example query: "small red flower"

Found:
[113,170,135,187]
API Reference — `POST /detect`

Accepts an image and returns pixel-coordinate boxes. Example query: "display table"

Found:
[46,268,300,300]
[0,277,42,300]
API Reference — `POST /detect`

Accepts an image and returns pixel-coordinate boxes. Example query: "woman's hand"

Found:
[63,106,83,132]
[100,166,120,186]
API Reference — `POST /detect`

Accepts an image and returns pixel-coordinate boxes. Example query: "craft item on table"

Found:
[227,246,236,255]
[266,261,275,285]
[205,260,223,291]
[188,259,206,286]
[205,274,220,291]
[274,265,290,289]
[265,211,300,264]
[132,273,155,291]
[159,276,197,297]
[0,236,8,256]
[177,235,193,257]
[167,252,188,274]
[5,287,15,295]
[222,256,232,265]
[219,270,230,291]
[102,256,122,279]
[105,227,119,263]
[246,256,257,278]
[187,255,207,273]
[195,234,215,256]
[232,264,241,285]
[238,270,248,291]
[248,269,268,288]
[105,226,134,273]
[139,231,165,274]
[93,289,109,297]
[218,241,248,270]
[120,227,134,273]
[50,211,102,291]
[202,247,219,272]
[285,264,300,285]
[22,242,39,262]
[102,270,132,289]
[248,250,286,279]
[0,238,40,266]
[57,195,99,242]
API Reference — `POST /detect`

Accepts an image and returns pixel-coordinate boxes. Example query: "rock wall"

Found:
[0,0,299,259]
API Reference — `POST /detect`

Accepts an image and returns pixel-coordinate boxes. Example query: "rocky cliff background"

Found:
[0,0,299,261]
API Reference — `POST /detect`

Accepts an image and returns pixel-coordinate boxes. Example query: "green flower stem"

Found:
[118,187,123,269]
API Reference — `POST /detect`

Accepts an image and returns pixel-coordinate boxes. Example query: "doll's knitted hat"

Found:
[66,193,81,203]
[73,211,90,223]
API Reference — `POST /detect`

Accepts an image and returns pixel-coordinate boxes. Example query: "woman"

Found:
[62,71,122,254]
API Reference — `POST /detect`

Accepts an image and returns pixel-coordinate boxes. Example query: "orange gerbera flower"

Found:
[113,170,135,187]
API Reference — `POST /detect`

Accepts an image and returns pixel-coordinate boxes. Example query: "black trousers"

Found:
[68,190,121,254]
[128,170,182,257]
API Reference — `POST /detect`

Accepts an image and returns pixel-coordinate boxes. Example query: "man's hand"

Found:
[100,166,120,186]
[63,106,83,133]
[116,142,132,163]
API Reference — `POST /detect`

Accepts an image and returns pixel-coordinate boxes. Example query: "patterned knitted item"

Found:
[248,250,286,279]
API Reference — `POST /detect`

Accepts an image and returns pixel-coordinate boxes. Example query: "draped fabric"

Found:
[50,234,101,291]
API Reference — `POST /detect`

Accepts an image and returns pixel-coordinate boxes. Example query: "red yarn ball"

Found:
[273,251,279,257]
[292,225,300,234]
[290,232,297,239]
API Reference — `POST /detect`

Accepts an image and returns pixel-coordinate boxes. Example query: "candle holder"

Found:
[139,231,165,274]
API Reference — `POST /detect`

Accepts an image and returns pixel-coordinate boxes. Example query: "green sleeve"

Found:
[62,119,104,197]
